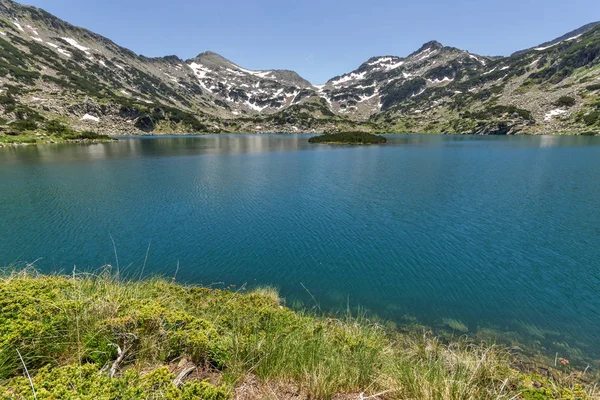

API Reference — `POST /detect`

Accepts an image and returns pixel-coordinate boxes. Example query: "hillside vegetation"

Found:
[0,0,599,141]
[1,270,597,399]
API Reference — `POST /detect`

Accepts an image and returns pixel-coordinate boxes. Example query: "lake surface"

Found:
[1,134,599,361]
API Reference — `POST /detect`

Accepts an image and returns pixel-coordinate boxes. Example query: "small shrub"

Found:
[555,96,576,107]
[583,111,600,126]
[65,131,111,140]
[45,120,72,134]
[586,83,600,91]
[9,119,37,131]
[178,381,230,400]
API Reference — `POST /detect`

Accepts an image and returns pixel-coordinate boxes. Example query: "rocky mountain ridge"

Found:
[0,0,599,141]
[512,21,600,56]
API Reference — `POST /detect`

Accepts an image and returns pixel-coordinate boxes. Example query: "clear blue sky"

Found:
[15,0,600,84]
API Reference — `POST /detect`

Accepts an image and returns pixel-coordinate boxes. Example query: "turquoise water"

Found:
[1,134,599,360]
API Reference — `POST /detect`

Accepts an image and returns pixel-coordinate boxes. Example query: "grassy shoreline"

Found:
[1,270,597,399]
[0,132,115,147]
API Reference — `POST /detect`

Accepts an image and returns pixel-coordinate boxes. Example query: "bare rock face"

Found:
[0,0,598,136]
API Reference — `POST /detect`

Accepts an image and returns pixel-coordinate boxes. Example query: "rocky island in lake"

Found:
[309,132,388,144]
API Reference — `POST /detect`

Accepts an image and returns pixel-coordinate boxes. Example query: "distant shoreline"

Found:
[2,130,598,147]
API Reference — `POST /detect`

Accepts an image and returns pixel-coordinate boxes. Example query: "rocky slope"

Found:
[0,0,599,140]
[318,41,492,117]
[369,22,600,135]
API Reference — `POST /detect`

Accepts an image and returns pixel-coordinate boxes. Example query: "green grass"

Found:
[0,128,114,146]
[0,269,597,399]
[0,134,39,145]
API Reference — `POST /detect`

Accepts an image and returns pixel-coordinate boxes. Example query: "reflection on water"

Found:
[2,134,599,165]
[1,133,600,363]
[0,134,320,164]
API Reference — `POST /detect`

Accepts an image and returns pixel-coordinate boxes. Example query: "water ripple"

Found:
[1,134,599,358]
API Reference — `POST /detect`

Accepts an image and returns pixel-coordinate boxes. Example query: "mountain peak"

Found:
[197,50,220,57]
[193,51,229,62]
[406,40,443,57]
[188,51,236,69]
[420,40,444,51]
[161,55,183,63]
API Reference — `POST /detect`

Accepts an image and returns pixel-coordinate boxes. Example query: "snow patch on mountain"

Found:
[62,38,91,55]
[57,48,71,57]
[384,61,405,70]
[26,25,39,36]
[255,71,275,79]
[12,19,24,32]
[81,114,100,122]
[358,91,380,103]
[245,100,269,112]
[537,33,584,50]
[369,57,395,65]
[429,77,453,84]
[225,68,245,77]
[368,57,405,71]
[535,43,559,51]
[331,72,367,86]
[188,62,210,79]
[235,66,273,79]
[412,88,427,97]
[414,47,437,61]
[320,95,332,106]
[544,109,568,120]
[468,54,487,65]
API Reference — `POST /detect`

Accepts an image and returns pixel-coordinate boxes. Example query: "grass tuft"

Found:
[0,269,597,399]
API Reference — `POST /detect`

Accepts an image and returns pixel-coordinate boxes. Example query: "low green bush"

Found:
[9,119,38,131]
[64,131,112,140]
[586,83,600,91]
[555,96,576,107]
[583,111,600,125]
